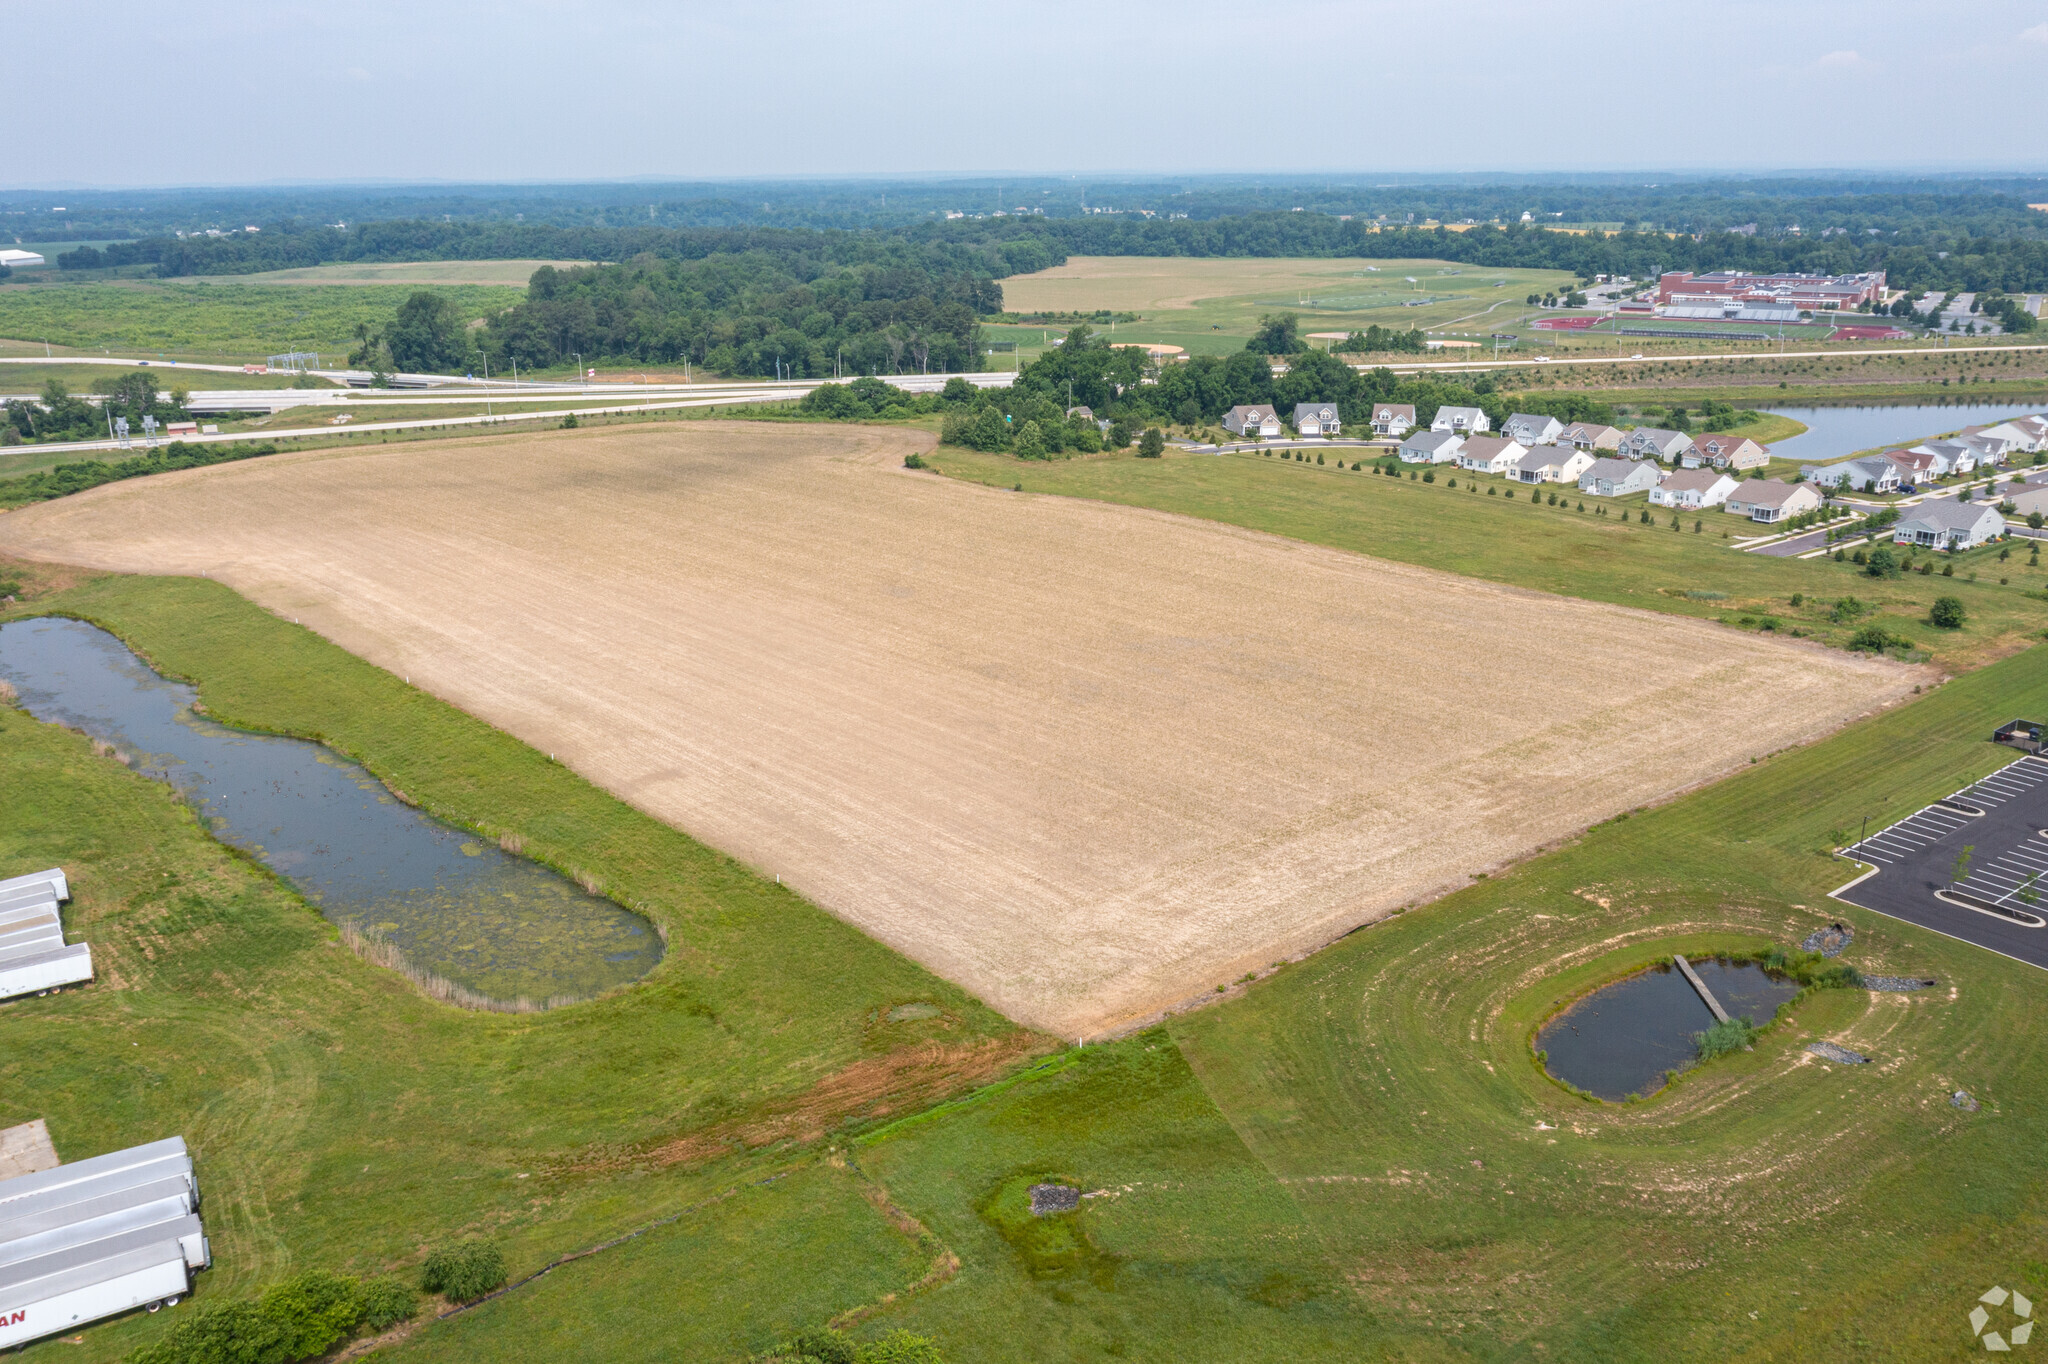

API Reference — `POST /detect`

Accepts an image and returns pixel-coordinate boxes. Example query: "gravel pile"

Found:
[1800,923,1854,957]
[1029,1183,1081,1216]
[1808,1041,1870,1065]
[1863,975,1937,992]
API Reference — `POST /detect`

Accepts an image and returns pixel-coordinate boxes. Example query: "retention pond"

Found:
[0,616,660,1007]
[1536,958,1802,1100]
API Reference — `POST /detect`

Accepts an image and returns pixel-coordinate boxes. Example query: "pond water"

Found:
[1535,959,1803,1101]
[0,617,660,1006]
[1764,401,2046,464]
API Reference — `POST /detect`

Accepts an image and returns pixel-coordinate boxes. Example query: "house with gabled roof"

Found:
[1884,448,1945,483]
[1892,501,2005,551]
[1369,403,1416,437]
[1803,455,1899,494]
[1559,422,1622,452]
[1400,430,1464,463]
[1512,444,1593,484]
[1618,427,1696,463]
[1502,412,1564,447]
[1724,479,1823,522]
[1431,405,1490,434]
[1649,468,1739,509]
[1688,433,1770,470]
[1973,419,2045,454]
[1293,402,1342,437]
[1578,457,1662,497]
[1910,439,1977,475]
[1223,404,1282,438]
[1455,434,1525,475]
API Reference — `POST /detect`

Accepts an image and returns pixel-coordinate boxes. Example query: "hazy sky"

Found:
[14,0,2048,187]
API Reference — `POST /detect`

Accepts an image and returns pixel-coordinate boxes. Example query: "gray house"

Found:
[1503,412,1565,447]
[1222,404,1282,438]
[1618,427,1696,463]
[1369,403,1416,437]
[1293,402,1342,437]
[1577,457,1662,497]
[1400,430,1465,464]
[1892,501,2006,551]
[1803,455,1899,494]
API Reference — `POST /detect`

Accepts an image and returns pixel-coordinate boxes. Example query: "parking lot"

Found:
[1835,753,2048,969]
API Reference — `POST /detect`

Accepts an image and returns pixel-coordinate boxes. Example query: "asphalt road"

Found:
[1835,753,2048,971]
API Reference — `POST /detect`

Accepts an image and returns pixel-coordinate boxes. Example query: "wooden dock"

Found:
[1673,954,1731,1024]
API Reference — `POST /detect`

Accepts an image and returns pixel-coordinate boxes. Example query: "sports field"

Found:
[997,256,1577,357]
[0,423,1918,1036]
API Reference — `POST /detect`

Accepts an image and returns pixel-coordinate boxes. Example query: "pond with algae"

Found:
[0,616,659,1007]
[1536,958,1802,1101]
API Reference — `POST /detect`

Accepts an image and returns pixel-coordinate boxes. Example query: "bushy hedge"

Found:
[419,1241,506,1303]
[128,1271,415,1364]
[0,441,279,510]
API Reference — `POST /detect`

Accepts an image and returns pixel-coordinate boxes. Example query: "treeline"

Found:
[3,376,189,445]
[0,440,279,509]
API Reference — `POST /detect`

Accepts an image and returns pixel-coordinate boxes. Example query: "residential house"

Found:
[1649,468,1740,509]
[1293,402,1342,437]
[1617,427,1696,463]
[1884,448,1946,484]
[1687,432,1770,470]
[1724,479,1824,522]
[1066,405,1095,420]
[1502,412,1564,447]
[2007,485,2048,520]
[1960,426,2022,463]
[1222,404,1283,438]
[1400,430,1465,464]
[1431,405,1490,434]
[1455,434,1526,475]
[1559,421,1622,452]
[2008,414,2048,451]
[1803,455,1899,494]
[1892,501,2007,552]
[1578,457,1662,497]
[1910,439,1977,475]
[1512,444,1593,484]
[1972,419,2045,454]
[1369,403,1416,438]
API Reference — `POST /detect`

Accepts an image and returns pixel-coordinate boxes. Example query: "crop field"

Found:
[0,281,522,362]
[997,256,1578,356]
[191,259,596,286]
[0,422,1917,1038]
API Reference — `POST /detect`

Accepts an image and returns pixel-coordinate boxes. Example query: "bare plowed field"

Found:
[0,425,1918,1035]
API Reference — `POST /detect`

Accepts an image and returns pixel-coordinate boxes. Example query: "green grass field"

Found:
[0,282,522,362]
[925,444,2046,671]
[0,569,1030,1363]
[189,260,595,287]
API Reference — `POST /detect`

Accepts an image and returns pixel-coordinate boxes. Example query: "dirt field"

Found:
[0,424,1919,1036]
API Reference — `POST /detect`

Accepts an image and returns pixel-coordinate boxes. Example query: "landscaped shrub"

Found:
[1865,547,1900,578]
[127,1271,416,1364]
[1830,596,1867,623]
[1930,595,1967,628]
[902,452,927,469]
[420,1241,506,1303]
[1846,623,1914,653]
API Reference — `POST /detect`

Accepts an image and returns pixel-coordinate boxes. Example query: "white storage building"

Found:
[0,1137,207,1350]
[0,869,91,1002]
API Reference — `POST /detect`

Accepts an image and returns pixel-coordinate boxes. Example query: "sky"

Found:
[12,0,2048,187]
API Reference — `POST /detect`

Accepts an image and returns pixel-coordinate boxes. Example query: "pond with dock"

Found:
[0,616,660,1008]
[1535,957,1803,1100]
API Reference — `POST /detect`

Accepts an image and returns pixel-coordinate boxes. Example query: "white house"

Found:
[1578,457,1662,497]
[1502,412,1564,447]
[1687,433,1770,470]
[1455,434,1525,475]
[1512,444,1593,484]
[1960,426,2022,463]
[1559,422,1622,452]
[1223,404,1282,438]
[1293,402,1342,437]
[1885,448,1947,483]
[1892,501,2006,551]
[1724,479,1824,523]
[1617,427,1696,463]
[1972,419,2045,454]
[1803,455,1899,494]
[1649,468,1739,509]
[1400,430,1465,464]
[1369,403,1416,438]
[1431,405,1490,434]
[1911,439,1977,475]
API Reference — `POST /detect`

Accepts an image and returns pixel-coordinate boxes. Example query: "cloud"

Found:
[2024,21,2048,43]
[1815,48,1871,70]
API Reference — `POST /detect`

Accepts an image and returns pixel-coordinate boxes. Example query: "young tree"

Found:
[1929,595,1967,628]
[1137,427,1166,458]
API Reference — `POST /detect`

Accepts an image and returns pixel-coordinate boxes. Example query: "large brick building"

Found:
[1655,269,1885,311]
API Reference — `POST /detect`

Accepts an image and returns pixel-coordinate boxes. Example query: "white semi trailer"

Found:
[0,1137,207,1350]
[0,868,92,1001]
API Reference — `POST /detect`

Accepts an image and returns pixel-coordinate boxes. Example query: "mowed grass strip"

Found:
[928,444,2046,669]
[0,568,1033,1363]
[846,644,2048,1362]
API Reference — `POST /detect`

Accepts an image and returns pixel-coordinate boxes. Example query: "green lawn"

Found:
[0,282,522,363]
[848,643,2048,1361]
[0,569,1031,1363]
[925,444,2047,670]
